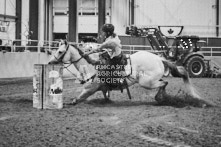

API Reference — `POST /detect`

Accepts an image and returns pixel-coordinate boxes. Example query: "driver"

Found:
[84,24,123,66]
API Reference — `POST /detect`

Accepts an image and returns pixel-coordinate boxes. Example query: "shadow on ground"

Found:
[158,93,215,108]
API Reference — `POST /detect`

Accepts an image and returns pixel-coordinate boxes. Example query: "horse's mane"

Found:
[69,44,85,56]
[69,43,99,64]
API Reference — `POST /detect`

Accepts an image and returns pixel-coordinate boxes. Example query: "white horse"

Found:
[48,41,202,105]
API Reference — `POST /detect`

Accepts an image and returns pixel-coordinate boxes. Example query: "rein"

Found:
[55,44,96,84]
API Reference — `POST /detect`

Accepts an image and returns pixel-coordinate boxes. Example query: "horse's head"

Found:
[48,40,71,64]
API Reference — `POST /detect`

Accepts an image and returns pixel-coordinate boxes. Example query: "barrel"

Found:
[33,64,63,109]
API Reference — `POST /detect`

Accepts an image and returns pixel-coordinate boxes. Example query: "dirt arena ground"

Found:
[0,77,221,147]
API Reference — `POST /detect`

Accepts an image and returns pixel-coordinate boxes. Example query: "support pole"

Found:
[97,0,106,43]
[216,0,219,37]
[44,0,53,42]
[131,0,134,25]
[48,0,53,41]
[45,0,49,41]
[68,0,78,43]
[38,0,45,52]
[16,0,22,45]
[29,0,39,45]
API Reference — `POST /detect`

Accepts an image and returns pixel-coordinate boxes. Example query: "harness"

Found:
[54,44,96,84]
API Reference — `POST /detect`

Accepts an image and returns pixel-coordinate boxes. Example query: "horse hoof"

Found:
[202,104,207,108]
[104,98,112,103]
[71,99,78,105]
[155,95,165,104]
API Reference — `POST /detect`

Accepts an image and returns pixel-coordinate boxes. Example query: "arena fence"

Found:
[0,39,221,78]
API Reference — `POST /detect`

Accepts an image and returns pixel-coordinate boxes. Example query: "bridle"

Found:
[54,44,84,65]
[54,43,95,84]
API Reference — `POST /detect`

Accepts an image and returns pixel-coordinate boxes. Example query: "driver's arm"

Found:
[85,39,116,55]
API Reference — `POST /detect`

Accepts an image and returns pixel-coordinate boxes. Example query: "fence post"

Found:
[130,46,131,54]
[48,40,51,51]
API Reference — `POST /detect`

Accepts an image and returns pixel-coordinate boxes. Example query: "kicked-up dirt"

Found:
[0,77,221,147]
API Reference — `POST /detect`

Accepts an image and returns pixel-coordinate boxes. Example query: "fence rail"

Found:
[0,39,221,57]
[120,45,221,57]
[0,39,221,78]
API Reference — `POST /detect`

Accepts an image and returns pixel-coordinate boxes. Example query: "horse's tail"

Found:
[162,60,201,99]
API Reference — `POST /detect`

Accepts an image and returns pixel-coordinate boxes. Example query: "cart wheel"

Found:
[185,56,206,78]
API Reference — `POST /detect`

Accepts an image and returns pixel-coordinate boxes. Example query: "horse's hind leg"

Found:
[155,80,168,103]
[139,79,168,103]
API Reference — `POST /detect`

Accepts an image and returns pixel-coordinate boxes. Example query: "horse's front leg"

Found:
[100,84,110,101]
[72,82,100,104]
[102,89,110,101]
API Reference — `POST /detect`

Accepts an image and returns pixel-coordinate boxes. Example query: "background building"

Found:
[0,0,220,45]
[0,0,221,78]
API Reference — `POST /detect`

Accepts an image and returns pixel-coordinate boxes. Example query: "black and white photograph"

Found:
[0,0,221,146]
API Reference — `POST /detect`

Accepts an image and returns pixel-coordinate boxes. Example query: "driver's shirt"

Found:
[99,35,122,59]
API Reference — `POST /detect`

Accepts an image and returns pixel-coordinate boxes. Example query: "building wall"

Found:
[21,0,29,45]
[0,0,16,43]
[0,52,49,78]
[219,0,221,36]
[1,0,221,42]
[32,0,221,39]
[53,0,68,33]
[79,16,98,33]
[53,0,112,35]
[0,0,16,15]
[134,0,218,37]
[0,0,29,44]
[53,16,68,33]
[111,0,129,35]
[0,22,15,43]
[0,52,78,78]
